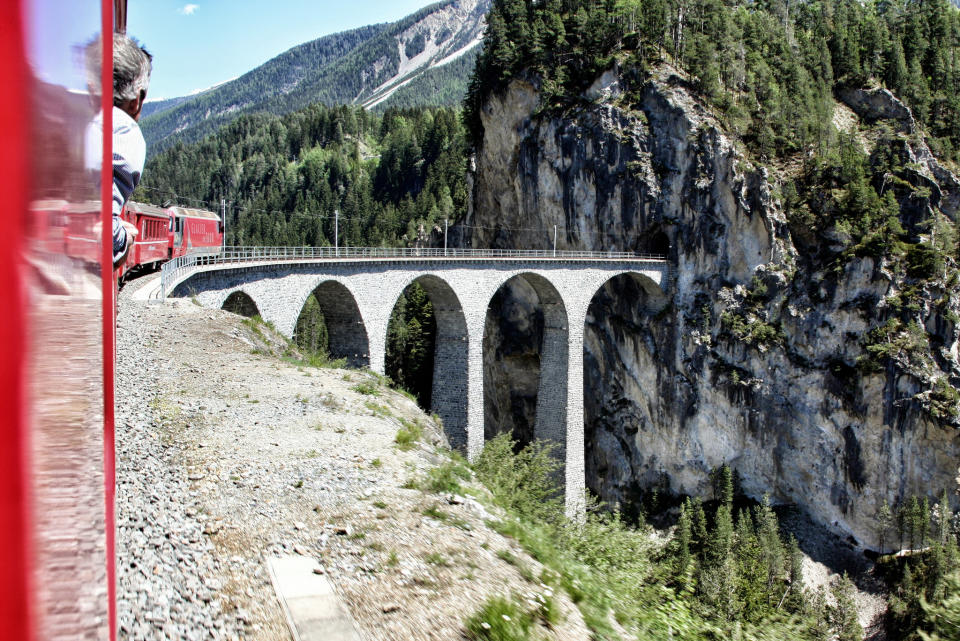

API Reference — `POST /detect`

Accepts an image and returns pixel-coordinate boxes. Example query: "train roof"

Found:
[169,206,220,222]
[126,201,169,216]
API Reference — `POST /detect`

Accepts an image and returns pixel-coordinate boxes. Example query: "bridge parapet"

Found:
[160,246,668,299]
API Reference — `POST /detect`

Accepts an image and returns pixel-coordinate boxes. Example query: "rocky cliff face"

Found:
[465,65,960,550]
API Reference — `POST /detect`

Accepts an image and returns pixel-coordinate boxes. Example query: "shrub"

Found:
[464,595,535,641]
[394,419,423,450]
[351,382,380,396]
[473,433,563,524]
[424,459,471,494]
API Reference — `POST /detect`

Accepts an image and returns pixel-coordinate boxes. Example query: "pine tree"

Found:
[886,35,909,94]
[711,463,735,506]
[677,498,693,581]
[830,574,863,641]
[810,585,832,641]
[699,500,740,618]
[735,510,766,621]
[920,570,960,641]
[693,497,709,555]
[295,294,329,358]
[784,535,807,613]
[878,499,894,553]
[755,495,785,601]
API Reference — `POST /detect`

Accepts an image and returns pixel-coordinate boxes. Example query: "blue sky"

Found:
[128,0,435,101]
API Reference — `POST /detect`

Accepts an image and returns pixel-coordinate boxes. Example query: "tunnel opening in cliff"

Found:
[584,272,669,523]
[639,227,671,257]
[482,274,568,457]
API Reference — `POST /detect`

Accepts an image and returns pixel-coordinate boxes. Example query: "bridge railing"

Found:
[160,246,667,298]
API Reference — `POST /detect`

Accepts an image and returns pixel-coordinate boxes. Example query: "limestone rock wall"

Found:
[467,66,960,550]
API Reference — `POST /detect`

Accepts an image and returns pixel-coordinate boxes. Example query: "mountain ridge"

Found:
[141,0,489,155]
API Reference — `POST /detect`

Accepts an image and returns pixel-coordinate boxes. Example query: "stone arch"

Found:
[483,272,569,461]
[583,271,667,521]
[387,274,469,450]
[221,290,260,318]
[297,280,369,368]
[588,271,667,316]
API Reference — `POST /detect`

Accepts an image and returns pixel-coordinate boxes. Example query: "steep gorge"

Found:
[464,65,960,550]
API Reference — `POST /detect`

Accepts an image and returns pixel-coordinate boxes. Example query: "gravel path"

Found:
[114,276,589,640]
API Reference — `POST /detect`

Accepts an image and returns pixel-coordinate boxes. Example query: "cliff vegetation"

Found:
[462,0,960,637]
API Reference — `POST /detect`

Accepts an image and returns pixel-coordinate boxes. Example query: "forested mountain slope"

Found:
[136,104,468,248]
[142,94,195,120]
[141,0,489,155]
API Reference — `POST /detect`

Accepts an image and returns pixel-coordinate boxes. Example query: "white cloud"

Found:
[177,4,199,15]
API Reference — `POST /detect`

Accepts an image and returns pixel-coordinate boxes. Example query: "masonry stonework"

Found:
[171,258,667,516]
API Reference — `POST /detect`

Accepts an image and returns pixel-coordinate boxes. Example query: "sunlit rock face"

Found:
[465,65,960,550]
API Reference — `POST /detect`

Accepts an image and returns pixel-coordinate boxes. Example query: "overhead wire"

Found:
[136,185,628,240]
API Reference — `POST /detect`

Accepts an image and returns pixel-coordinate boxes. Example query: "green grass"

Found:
[496,549,518,565]
[423,458,471,494]
[352,382,380,396]
[423,504,449,521]
[464,595,536,641]
[364,401,389,416]
[425,551,451,566]
[394,419,424,450]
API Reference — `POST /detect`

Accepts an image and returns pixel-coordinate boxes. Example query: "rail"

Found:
[160,246,668,299]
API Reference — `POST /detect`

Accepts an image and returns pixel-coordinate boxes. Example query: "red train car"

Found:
[168,205,223,257]
[120,200,171,277]
[28,199,69,255]
[64,200,103,264]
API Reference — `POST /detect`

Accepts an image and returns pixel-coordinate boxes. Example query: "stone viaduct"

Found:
[168,254,669,515]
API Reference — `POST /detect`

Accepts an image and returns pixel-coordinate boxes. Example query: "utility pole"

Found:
[553,225,557,257]
[444,219,448,256]
[221,198,226,248]
[334,209,339,257]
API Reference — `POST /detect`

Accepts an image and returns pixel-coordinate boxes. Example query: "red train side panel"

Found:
[169,206,223,257]
[121,200,171,277]
[1,0,33,637]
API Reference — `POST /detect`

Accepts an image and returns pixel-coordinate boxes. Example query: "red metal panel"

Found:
[0,0,35,637]
[101,2,117,639]
[19,0,111,639]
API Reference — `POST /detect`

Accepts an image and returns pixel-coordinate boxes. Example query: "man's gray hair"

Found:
[113,33,152,106]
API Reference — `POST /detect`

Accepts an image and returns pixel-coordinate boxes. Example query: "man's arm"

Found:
[112,109,145,266]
